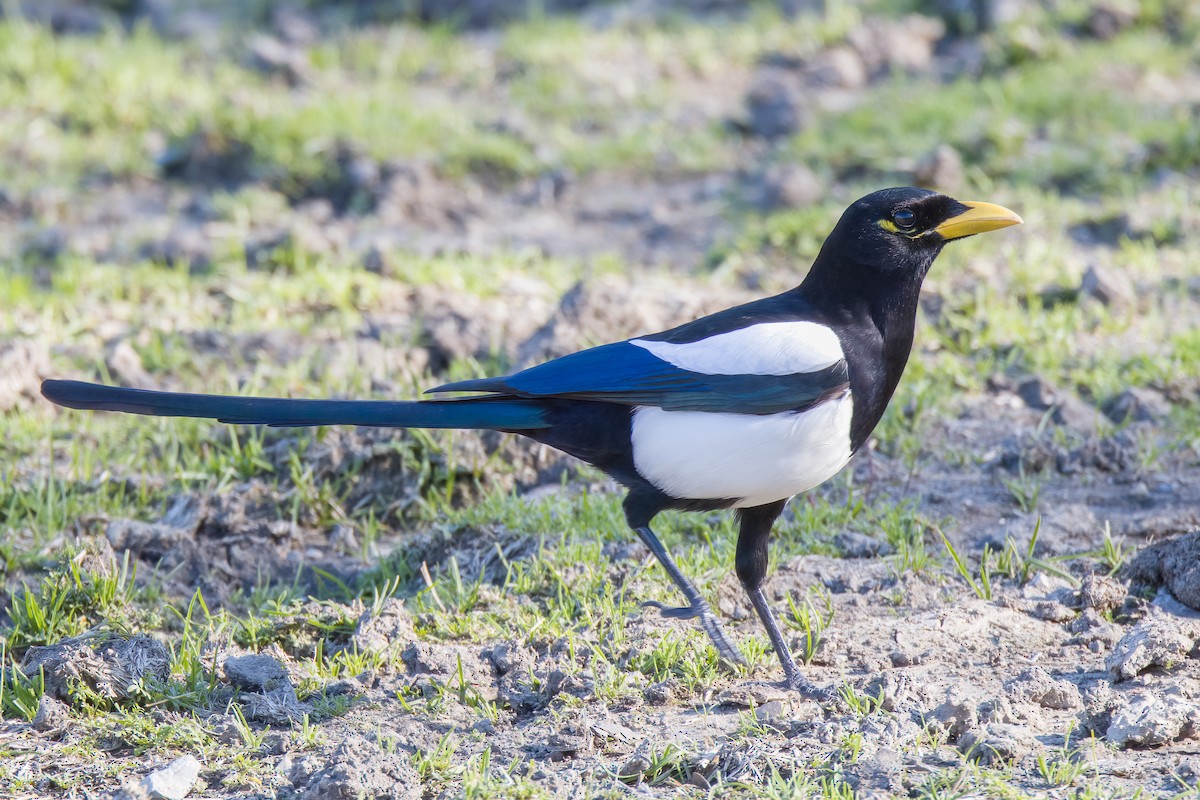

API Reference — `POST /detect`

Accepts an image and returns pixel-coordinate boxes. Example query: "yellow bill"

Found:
[934,201,1023,240]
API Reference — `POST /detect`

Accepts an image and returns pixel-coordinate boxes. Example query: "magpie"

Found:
[41,187,1021,695]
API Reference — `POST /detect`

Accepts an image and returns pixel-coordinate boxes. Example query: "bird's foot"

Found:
[640,599,701,620]
[643,599,745,667]
[783,669,836,702]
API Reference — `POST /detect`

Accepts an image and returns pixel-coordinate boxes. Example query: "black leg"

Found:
[632,525,744,667]
[736,501,830,698]
[623,492,743,666]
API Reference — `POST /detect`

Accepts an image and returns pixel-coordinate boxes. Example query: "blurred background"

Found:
[5,0,1200,631]
[3,0,1197,287]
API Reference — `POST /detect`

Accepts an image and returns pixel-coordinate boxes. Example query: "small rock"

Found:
[928,689,978,740]
[958,723,1038,765]
[848,15,946,77]
[1017,376,1062,411]
[801,46,868,89]
[1080,681,1122,734]
[1069,609,1124,646]
[1085,0,1140,39]
[1081,264,1136,308]
[0,339,51,410]
[145,755,202,800]
[1080,573,1127,614]
[106,519,190,559]
[834,529,894,559]
[1107,617,1200,681]
[324,679,365,697]
[484,641,524,676]
[23,634,170,704]
[1016,378,1104,429]
[158,127,256,186]
[139,227,214,274]
[644,679,677,705]
[32,695,70,732]
[1124,532,1200,612]
[755,699,786,722]
[1177,757,1200,786]
[261,732,287,756]
[296,737,421,800]
[20,226,67,264]
[224,654,289,692]
[1070,214,1135,247]
[1103,387,1171,424]
[1106,687,1200,748]
[270,5,319,45]
[913,144,965,192]
[242,686,312,726]
[361,244,391,276]
[401,642,455,676]
[1025,601,1077,623]
[1003,667,1081,710]
[352,598,414,656]
[1054,396,1106,430]
[1021,573,1078,605]
[114,755,202,800]
[105,338,153,388]
[618,744,653,781]
[546,726,591,760]
[889,649,925,667]
[744,71,808,139]
[755,163,823,210]
[246,33,310,86]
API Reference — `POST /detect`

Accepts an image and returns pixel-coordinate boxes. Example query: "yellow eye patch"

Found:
[877,219,901,233]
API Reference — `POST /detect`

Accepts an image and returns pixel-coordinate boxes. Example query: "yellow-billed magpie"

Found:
[41,187,1021,695]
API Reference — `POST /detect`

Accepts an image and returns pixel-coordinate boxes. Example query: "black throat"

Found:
[793,236,941,452]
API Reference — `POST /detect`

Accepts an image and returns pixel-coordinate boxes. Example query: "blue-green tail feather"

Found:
[40,380,549,431]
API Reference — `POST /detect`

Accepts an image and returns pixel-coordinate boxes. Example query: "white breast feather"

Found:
[630,392,854,508]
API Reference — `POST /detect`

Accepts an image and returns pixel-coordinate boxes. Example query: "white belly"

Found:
[630,392,854,508]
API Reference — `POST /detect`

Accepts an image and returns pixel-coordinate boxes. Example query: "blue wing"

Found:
[427,341,849,415]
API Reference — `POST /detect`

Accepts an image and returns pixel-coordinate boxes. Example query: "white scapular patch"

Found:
[630,391,854,508]
[630,321,844,376]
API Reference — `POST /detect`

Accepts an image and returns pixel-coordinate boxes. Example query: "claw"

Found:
[784,670,835,701]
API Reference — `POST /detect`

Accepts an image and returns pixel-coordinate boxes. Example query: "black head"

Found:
[813,187,1022,282]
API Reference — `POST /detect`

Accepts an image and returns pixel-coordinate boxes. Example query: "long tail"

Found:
[40,380,549,431]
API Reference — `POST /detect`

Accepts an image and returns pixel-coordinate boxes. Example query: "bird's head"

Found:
[818,186,1022,281]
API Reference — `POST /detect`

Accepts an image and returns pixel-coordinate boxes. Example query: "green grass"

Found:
[788,29,1200,195]
[0,5,865,198]
[0,23,538,191]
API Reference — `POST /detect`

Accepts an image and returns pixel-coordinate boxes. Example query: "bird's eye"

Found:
[892,209,916,230]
